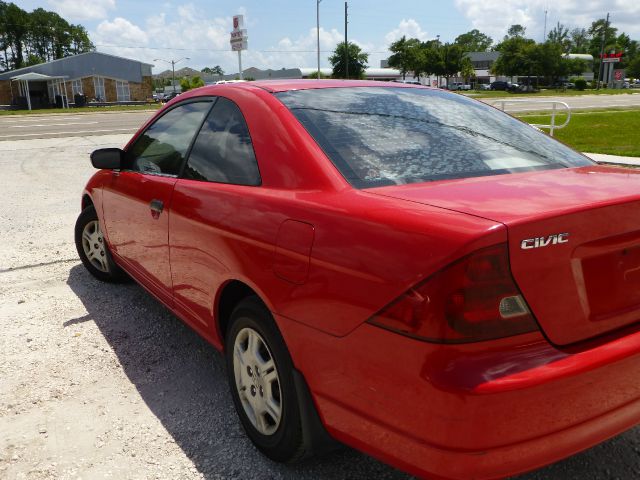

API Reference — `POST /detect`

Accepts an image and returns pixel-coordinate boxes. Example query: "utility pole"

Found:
[154,57,190,93]
[344,2,348,79]
[172,61,176,92]
[543,9,548,42]
[597,13,609,91]
[316,0,322,79]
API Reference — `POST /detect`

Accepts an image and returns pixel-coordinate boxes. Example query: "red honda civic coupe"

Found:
[75,80,640,479]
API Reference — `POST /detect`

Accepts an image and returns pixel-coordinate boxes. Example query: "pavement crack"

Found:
[0,258,78,274]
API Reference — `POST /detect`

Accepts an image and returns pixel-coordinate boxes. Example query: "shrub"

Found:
[574,78,587,91]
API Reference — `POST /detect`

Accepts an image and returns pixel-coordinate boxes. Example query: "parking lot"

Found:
[1,116,640,479]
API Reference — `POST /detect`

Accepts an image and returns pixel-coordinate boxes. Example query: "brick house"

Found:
[0,51,153,108]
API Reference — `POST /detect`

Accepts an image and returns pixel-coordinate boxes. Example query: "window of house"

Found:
[71,79,83,96]
[47,81,55,101]
[93,76,105,101]
[116,80,130,101]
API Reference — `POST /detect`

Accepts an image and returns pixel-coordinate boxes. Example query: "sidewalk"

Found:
[584,152,640,167]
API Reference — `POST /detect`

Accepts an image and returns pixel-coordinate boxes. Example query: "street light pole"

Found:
[154,57,190,94]
[172,60,176,92]
[317,0,322,79]
[344,2,348,80]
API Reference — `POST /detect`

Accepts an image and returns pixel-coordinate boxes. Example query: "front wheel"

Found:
[74,205,127,282]
[225,297,305,463]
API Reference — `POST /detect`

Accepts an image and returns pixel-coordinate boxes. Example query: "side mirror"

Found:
[91,148,123,170]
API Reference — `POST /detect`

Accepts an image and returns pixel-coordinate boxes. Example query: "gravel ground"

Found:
[1,134,640,480]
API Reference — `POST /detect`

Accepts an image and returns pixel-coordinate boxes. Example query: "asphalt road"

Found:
[0,110,154,141]
[477,92,640,112]
[1,133,640,479]
[1,92,639,142]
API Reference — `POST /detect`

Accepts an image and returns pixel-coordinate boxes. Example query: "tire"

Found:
[74,205,127,282]
[225,296,305,463]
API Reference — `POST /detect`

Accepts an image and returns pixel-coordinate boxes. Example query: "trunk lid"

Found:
[369,165,640,345]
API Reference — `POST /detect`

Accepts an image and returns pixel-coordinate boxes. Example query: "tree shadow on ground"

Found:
[66,264,412,480]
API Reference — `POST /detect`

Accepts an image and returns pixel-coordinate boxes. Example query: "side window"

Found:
[126,101,211,176]
[183,97,260,186]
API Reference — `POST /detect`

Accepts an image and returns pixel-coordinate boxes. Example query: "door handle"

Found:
[150,199,164,219]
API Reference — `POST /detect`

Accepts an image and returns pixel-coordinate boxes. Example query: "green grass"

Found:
[466,88,640,99]
[0,104,161,115]
[516,109,640,157]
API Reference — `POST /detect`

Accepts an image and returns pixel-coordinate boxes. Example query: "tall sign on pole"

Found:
[230,15,248,80]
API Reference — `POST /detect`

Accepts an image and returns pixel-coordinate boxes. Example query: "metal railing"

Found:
[492,100,571,137]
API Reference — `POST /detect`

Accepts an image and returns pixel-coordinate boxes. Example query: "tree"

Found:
[440,43,468,86]
[418,40,444,78]
[0,2,93,70]
[3,2,29,69]
[506,24,526,39]
[454,29,493,52]
[25,53,44,66]
[569,28,590,53]
[460,57,475,83]
[547,22,571,52]
[588,18,618,80]
[180,75,205,92]
[329,42,368,79]
[68,25,93,55]
[306,70,329,79]
[202,65,224,75]
[628,55,640,79]
[0,2,9,70]
[493,36,536,79]
[387,36,422,79]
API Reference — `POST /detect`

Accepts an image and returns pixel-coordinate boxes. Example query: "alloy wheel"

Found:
[233,327,282,436]
[81,220,108,273]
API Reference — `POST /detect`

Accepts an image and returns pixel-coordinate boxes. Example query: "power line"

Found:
[93,44,390,54]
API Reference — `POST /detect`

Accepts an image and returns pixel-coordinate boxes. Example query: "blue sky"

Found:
[18,1,640,75]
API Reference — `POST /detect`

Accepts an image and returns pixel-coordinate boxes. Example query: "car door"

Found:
[169,97,262,328]
[101,100,213,304]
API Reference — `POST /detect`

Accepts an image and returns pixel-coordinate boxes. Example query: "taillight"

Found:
[367,243,538,343]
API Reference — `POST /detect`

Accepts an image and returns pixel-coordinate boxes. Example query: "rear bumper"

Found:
[276,315,640,480]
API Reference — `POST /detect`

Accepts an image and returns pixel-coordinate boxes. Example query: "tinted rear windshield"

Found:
[276,87,592,188]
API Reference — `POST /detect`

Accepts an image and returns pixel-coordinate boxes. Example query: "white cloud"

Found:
[454,0,640,42]
[384,19,431,44]
[91,6,364,75]
[48,0,115,21]
[96,18,148,45]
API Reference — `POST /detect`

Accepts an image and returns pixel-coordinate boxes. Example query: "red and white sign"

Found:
[230,15,247,51]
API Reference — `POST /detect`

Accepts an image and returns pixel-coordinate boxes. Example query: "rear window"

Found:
[276,87,592,188]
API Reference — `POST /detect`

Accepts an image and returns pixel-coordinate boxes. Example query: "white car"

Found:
[451,82,472,91]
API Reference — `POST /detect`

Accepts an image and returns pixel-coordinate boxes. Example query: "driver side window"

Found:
[126,101,212,176]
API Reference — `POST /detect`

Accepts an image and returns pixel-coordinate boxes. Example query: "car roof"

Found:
[195,79,432,94]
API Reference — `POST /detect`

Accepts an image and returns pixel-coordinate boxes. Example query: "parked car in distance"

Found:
[489,80,519,92]
[215,79,247,84]
[392,79,422,85]
[77,80,640,480]
[163,91,180,101]
[550,81,575,90]
[450,82,472,91]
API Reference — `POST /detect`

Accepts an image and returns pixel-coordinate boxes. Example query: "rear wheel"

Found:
[225,297,305,462]
[74,205,126,282]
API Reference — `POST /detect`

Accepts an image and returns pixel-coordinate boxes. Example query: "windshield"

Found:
[276,87,592,188]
